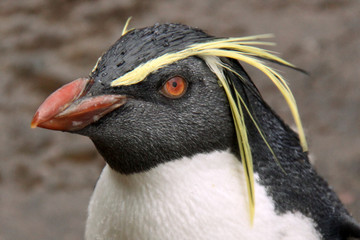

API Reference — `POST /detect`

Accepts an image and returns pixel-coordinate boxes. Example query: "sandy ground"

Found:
[0,0,359,239]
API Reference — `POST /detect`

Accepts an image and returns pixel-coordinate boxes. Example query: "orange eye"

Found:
[160,76,188,99]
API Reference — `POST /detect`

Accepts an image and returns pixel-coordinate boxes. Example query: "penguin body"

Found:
[86,150,320,240]
[31,23,360,239]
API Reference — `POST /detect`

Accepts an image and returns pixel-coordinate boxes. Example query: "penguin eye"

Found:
[160,76,188,99]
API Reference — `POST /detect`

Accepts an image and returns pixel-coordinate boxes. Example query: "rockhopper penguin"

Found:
[31,22,360,239]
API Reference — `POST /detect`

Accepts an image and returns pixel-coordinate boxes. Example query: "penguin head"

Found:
[32,24,238,174]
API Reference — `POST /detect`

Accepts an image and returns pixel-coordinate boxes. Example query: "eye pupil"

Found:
[172,82,178,88]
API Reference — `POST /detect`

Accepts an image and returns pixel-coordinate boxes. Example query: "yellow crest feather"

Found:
[122,17,133,36]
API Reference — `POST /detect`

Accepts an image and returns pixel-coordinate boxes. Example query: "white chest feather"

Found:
[85,150,320,240]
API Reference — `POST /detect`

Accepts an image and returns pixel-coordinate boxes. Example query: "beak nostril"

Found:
[82,78,95,96]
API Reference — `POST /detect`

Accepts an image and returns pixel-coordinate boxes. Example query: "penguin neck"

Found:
[221,59,307,169]
[243,91,308,169]
[242,92,339,239]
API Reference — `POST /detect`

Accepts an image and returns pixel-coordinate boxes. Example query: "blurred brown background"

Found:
[0,0,359,239]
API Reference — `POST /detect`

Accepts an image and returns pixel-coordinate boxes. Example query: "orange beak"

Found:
[31,78,126,131]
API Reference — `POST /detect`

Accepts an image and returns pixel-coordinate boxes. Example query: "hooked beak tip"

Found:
[30,121,38,129]
[30,111,39,128]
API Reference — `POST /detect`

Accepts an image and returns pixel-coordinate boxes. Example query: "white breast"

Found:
[85,150,320,240]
